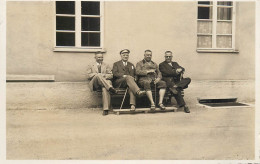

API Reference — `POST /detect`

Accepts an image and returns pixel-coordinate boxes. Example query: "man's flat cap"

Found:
[120,49,130,54]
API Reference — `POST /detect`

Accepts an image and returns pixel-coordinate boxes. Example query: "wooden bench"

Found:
[97,88,184,115]
[113,106,178,115]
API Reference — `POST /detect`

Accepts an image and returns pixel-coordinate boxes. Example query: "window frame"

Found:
[53,1,105,53]
[197,1,238,53]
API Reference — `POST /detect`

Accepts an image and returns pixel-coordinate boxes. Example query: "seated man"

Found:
[86,51,118,116]
[136,50,167,110]
[112,49,146,111]
[159,51,191,113]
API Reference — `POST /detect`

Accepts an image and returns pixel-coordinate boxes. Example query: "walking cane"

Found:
[119,87,128,110]
[154,83,156,108]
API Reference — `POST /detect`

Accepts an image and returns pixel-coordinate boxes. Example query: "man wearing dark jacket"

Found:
[159,51,191,113]
[112,49,146,111]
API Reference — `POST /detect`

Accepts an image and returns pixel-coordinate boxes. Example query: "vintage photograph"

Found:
[4,0,257,161]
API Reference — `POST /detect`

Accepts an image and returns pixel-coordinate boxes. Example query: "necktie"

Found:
[98,64,101,73]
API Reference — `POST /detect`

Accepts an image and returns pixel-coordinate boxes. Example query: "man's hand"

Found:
[154,78,160,84]
[147,69,155,74]
[98,73,106,78]
[176,68,183,74]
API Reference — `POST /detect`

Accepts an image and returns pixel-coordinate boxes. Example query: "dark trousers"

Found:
[113,76,140,105]
[164,77,191,107]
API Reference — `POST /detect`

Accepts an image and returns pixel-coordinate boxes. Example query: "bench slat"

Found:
[113,106,177,112]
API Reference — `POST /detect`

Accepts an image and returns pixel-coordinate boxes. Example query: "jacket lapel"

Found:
[120,61,125,71]
[101,63,106,73]
[93,63,99,73]
[164,61,172,69]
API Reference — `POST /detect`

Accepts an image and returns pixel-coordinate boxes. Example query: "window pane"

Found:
[217,36,232,48]
[197,36,212,48]
[217,1,232,6]
[56,1,75,14]
[198,7,212,19]
[197,21,212,34]
[198,1,212,5]
[56,16,75,30]
[82,33,100,46]
[217,22,232,34]
[81,1,100,15]
[56,32,75,46]
[82,17,100,31]
[217,8,232,20]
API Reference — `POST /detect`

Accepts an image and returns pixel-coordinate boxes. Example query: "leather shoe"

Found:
[130,105,136,111]
[184,105,190,113]
[150,104,156,111]
[102,110,109,116]
[136,90,146,96]
[109,87,118,94]
[158,103,166,110]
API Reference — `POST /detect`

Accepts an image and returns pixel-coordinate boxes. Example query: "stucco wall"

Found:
[7,1,255,82]
[6,80,255,110]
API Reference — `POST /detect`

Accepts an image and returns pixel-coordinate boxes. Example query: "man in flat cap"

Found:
[159,51,191,113]
[87,51,118,116]
[136,50,167,110]
[112,49,146,111]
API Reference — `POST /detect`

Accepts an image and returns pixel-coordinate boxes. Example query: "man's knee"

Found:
[125,75,134,81]
[96,73,104,79]
[143,81,151,90]
[157,80,167,88]
[93,74,103,81]
[107,80,112,85]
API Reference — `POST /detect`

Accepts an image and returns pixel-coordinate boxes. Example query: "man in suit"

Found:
[87,51,118,116]
[159,51,191,113]
[136,50,167,110]
[112,49,146,111]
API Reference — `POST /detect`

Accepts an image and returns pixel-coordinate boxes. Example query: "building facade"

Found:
[6,1,255,109]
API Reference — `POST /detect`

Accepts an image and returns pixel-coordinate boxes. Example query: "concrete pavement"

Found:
[6,105,255,160]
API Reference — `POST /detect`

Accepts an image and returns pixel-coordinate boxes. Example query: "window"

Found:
[197,1,237,52]
[54,1,104,52]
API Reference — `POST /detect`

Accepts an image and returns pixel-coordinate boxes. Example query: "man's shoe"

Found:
[109,87,118,94]
[130,105,136,111]
[184,105,190,113]
[136,90,146,96]
[169,87,178,94]
[150,104,156,111]
[102,110,109,116]
[158,103,166,110]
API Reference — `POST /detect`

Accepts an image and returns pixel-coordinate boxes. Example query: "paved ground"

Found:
[6,105,255,160]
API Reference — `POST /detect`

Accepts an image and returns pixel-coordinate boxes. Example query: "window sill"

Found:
[197,49,239,53]
[53,47,106,53]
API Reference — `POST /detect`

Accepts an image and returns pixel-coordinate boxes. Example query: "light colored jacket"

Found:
[86,62,113,91]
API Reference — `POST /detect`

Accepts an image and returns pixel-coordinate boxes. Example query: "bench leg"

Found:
[116,111,120,115]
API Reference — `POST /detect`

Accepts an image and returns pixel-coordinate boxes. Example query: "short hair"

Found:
[165,51,172,55]
[144,49,152,53]
[95,51,103,55]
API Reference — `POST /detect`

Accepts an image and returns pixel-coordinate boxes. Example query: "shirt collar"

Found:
[96,62,102,66]
[142,59,154,64]
[122,61,127,65]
